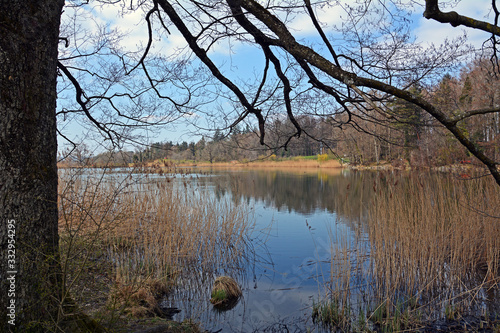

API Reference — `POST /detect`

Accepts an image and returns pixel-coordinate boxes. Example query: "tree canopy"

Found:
[57,0,500,184]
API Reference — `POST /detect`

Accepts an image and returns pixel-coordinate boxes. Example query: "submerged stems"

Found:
[317,172,500,330]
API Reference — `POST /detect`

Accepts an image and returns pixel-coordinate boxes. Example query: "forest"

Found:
[82,56,499,168]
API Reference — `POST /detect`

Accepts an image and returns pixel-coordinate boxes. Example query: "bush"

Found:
[317,154,329,163]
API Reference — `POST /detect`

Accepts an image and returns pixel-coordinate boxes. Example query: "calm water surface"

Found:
[162,168,379,332]
[63,167,499,331]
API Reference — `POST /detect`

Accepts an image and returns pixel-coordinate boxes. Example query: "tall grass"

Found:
[316,172,500,331]
[370,173,499,298]
[191,158,343,169]
[58,168,253,325]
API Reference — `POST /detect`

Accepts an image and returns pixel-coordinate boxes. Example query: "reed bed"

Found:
[192,159,343,169]
[313,230,367,331]
[372,175,498,284]
[58,168,253,323]
[316,172,500,331]
[369,174,499,319]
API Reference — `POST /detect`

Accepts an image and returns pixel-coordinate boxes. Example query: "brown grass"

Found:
[317,172,500,330]
[170,158,343,169]
[58,167,253,325]
[369,173,500,298]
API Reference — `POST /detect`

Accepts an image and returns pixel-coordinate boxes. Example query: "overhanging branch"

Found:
[423,0,500,36]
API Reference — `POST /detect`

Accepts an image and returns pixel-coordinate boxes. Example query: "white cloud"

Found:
[63,0,497,57]
[284,0,496,51]
[69,2,189,57]
[288,3,346,36]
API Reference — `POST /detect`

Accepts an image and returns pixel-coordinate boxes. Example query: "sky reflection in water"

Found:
[168,168,376,332]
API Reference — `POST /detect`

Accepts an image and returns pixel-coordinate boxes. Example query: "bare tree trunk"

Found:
[374,137,379,164]
[0,1,65,331]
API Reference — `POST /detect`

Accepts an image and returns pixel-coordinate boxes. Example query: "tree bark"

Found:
[0,1,65,331]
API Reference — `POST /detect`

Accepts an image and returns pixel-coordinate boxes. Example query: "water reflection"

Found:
[164,168,386,332]
[204,168,381,221]
[61,166,499,331]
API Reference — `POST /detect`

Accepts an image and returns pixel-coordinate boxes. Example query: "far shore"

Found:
[175,158,344,169]
[58,157,484,175]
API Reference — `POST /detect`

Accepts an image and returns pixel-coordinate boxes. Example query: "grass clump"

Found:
[368,297,421,333]
[312,296,351,330]
[108,276,173,318]
[210,276,242,310]
[58,167,253,329]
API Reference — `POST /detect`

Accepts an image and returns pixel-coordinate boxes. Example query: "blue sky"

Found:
[57,0,496,154]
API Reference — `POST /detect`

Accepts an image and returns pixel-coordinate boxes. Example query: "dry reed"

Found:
[369,173,500,300]
[58,168,253,321]
[190,159,342,169]
[317,172,500,331]
[210,276,242,309]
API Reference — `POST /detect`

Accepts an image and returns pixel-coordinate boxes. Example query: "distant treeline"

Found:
[63,58,499,168]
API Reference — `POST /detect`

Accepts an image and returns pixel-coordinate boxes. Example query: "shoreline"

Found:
[58,158,485,177]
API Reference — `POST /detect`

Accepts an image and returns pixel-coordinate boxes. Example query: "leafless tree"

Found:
[2,1,500,331]
[142,0,500,184]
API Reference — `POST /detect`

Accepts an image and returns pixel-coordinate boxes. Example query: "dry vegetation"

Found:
[57,168,253,329]
[209,276,242,310]
[370,173,499,298]
[159,154,344,169]
[58,165,500,331]
[316,172,500,331]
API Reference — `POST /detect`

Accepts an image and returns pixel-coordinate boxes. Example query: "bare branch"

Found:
[57,60,117,144]
[424,0,500,36]
[157,0,267,143]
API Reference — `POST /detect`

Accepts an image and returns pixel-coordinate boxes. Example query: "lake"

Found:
[61,166,499,332]
[163,167,375,332]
